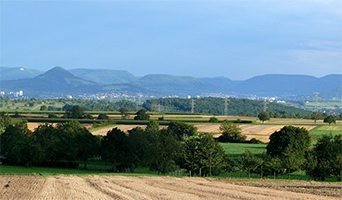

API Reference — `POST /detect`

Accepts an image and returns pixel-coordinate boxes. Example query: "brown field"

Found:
[90,124,316,142]
[196,125,316,143]
[0,175,341,200]
[27,123,92,132]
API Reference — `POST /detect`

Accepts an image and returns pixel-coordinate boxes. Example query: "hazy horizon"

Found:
[1,0,341,80]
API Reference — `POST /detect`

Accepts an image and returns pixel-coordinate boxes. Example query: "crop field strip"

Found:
[0,175,341,200]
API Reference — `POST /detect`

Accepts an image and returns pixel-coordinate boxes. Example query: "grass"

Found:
[309,125,342,143]
[220,143,267,160]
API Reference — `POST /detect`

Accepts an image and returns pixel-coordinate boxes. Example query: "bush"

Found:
[209,117,219,123]
[48,114,58,118]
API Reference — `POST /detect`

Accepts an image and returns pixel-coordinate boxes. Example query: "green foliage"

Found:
[101,128,131,171]
[1,122,43,166]
[143,97,312,117]
[0,112,12,133]
[134,109,150,120]
[218,120,246,142]
[40,105,48,111]
[323,115,336,126]
[311,111,322,124]
[209,116,219,123]
[97,113,109,120]
[48,113,58,118]
[64,105,85,119]
[304,134,342,181]
[182,133,226,176]
[258,111,270,122]
[238,150,262,178]
[148,129,180,174]
[145,120,159,134]
[119,108,130,119]
[267,126,311,176]
[167,121,197,140]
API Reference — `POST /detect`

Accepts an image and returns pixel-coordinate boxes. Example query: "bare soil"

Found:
[0,175,341,200]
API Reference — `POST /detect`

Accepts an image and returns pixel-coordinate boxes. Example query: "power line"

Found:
[263,99,268,112]
[191,99,195,114]
[224,97,229,116]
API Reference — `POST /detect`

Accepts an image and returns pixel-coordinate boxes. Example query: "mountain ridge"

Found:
[0,66,340,99]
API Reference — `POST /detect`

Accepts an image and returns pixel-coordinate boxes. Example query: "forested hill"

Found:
[143,97,312,117]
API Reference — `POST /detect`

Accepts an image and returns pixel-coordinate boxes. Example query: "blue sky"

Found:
[1,0,341,80]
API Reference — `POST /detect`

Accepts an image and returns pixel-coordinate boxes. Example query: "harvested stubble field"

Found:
[90,124,315,143]
[0,175,341,200]
[27,122,92,131]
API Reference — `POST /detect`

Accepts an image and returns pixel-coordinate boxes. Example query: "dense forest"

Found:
[143,97,313,118]
[0,96,319,118]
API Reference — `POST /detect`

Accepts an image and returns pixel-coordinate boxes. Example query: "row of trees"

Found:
[1,115,341,181]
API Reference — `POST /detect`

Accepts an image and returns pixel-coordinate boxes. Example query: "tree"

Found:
[304,134,342,181]
[0,112,11,133]
[218,120,246,142]
[238,150,262,178]
[182,133,225,176]
[258,112,270,123]
[73,122,101,170]
[311,111,322,124]
[209,116,219,123]
[168,121,197,140]
[266,157,283,179]
[222,155,236,177]
[48,113,58,118]
[128,127,149,166]
[0,122,43,166]
[145,120,159,134]
[97,113,109,120]
[267,126,311,176]
[323,115,336,126]
[134,109,149,120]
[101,128,131,172]
[148,129,180,175]
[119,108,129,119]
[40,105,48,111]
[64,105,85,119]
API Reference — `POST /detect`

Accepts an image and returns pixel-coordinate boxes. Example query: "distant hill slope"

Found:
[0,66,42,80]
[0,67,100,95]
[131,74,218,96]
[69,68,136,84]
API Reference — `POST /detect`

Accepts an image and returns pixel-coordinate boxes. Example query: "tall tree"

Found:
[148,129,180,175]
[323,115,336,126]
[219,120,246,142]
[134,109,150,120]
[101,128,131,172]
[182,133,225,176]
[168,121,197,140]
[258,112,270,123]
[267,126,310,176]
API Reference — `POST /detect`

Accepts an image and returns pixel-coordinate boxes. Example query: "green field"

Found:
[309,125,342,142]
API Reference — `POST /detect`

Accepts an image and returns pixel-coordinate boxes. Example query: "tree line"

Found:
[0,113,341,181]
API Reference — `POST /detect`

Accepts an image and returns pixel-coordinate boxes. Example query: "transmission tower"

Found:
[191,99,195,114]
[314,92,319,112]
[263,99,268,112]
[158,104,161,113]
[224,97,229,116]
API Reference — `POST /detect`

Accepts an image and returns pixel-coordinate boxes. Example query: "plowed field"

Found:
[1,175,341,200]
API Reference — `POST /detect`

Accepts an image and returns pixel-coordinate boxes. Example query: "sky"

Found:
[0,0,341,80]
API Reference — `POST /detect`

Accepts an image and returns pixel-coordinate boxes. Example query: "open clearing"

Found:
[0,175,341,200]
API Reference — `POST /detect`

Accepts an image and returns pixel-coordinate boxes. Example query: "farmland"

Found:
[1,175,341,200]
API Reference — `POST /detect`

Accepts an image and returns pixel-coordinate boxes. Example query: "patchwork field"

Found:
[0,175,341,200]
